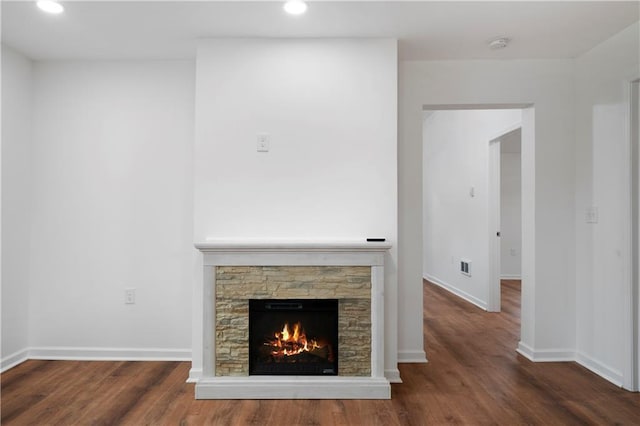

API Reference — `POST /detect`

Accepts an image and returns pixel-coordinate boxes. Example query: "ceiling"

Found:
[2,1,638,61]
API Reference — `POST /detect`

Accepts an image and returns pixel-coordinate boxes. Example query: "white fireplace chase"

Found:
[191,241,392,399]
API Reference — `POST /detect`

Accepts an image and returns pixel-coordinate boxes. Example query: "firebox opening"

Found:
[249,299,339,376]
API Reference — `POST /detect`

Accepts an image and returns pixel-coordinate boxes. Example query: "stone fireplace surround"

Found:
[216,265,371,377]
[193,241,392,399]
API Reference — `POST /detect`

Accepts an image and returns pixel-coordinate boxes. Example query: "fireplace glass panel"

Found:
[249,299,338,375]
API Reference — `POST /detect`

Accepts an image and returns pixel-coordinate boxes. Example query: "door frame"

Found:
[488,122,522,312]
[623,77,640,391]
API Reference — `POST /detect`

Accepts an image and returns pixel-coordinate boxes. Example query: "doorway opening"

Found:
[422,104,533,352]
[489,126,522,312]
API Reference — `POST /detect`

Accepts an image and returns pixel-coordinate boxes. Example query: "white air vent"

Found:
[460,259,471,277]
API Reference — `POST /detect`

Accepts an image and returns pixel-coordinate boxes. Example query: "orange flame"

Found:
[265,322,324,358]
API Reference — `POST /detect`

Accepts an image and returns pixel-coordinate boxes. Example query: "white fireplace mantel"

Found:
[195,239,392,253]
[191,240,393,399]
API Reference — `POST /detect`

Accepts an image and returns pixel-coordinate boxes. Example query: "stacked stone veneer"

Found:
[215,266,372,377]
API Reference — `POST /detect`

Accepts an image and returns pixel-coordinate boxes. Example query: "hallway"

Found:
[392,280,640,424]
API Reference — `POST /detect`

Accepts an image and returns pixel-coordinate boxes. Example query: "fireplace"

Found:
[249,299,338,376]
[193,241,393,399]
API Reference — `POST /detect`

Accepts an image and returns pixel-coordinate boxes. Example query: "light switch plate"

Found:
[257,134,270,152]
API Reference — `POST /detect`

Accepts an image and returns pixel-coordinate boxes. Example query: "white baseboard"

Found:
[500,274,522,280]
[27,347,191,362]
[1,348,30,373]
[188,367,203,383]
[398,350,428,363]
[576,351,624,388]
[385,368,402,383]
[5,346,627,393]
[516,341,535,360]
[2,347,191,373]
[424,275,488,311]
[517,343,624,388]
[516,342,574,361]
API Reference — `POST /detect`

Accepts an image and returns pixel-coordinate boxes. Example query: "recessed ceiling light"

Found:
[37,0,64,14]
[284,0,307,15]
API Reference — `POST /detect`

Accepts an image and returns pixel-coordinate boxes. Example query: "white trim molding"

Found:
[1,347,191,374]
[576,351,624,388]
[622,76,640,392]
[517,344,624,388]
[500,274,522,280]
[425,275,488,311]
[516,342,574,362]
[398,349,428,364]
[188,368,203,383]
[27,347,191,361]
[516,341,536,360]
[1,348,30,373]
[385,368,403,383]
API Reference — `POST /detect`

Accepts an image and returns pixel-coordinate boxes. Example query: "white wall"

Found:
[574,22,640,388]
[27,60,195,358]
[1,45,33,369]
[401,59,576,357]
[192,38,405,376]
[422,109,521,309]
[501,131,522,279]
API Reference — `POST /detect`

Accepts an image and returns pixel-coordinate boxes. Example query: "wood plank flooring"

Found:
[2,280,639,425]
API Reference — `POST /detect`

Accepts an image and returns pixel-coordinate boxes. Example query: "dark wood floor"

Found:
[2,280,639,425]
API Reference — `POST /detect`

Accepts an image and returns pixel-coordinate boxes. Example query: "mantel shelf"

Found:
[195,240,392,253]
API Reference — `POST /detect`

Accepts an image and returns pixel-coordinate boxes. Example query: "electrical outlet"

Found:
[510,248,517,256]
[125,288,136,304]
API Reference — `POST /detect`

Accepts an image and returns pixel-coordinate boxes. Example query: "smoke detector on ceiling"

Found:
[488,37,510,50]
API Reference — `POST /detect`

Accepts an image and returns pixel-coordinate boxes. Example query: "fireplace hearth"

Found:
[249,299,338,376]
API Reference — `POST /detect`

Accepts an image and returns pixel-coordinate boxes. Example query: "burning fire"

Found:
[265,322,326,358]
